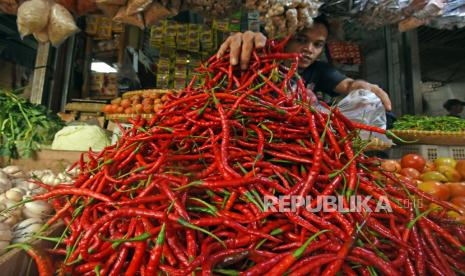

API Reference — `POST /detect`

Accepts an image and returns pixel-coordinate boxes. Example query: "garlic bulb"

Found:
[2,166,21,175]
[25,201,52,217]
[5,188,26,202]
[12,218,43,243]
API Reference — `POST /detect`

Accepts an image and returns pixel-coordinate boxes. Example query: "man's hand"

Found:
[335,79,392,111]
[368,83,392,112]
[216,31,267,70]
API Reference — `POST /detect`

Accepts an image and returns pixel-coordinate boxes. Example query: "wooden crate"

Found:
[0,222,64,276]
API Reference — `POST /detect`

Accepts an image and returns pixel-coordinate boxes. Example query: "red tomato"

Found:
[448,182,465,198]
[417,181,450,201]
[401,154,426,172]
[116,106,124,114]
[423,161,437,173]
[456,160,465,179]
[399,168,421,180]
[102,104,113,113]
[134,104,143,114]
[121,99,131,109]
[381,160,401,173]
[124,107,134,114]
[451,196,465,209]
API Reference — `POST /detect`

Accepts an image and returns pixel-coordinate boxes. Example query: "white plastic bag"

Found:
[48,3,80,46]
[17,0,50,38]
[336,89,392,143]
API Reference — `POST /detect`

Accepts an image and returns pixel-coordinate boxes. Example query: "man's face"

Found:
[285,23,328,69]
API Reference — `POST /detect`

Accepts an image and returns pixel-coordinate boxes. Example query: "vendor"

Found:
[443,99,465,118]
[216,16,392,111]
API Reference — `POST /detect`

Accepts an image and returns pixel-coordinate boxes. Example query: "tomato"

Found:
[110,104,119,113]
[434,157,457,168]
[142,98,153,106]
[436,166,462,182]
[456,160,465,179]
[417,181,450,201]
[399,168,421,180]
[451,196,465,210]
[111,97,121,105]
[116,106,124,114]
[423,161,437,173]
[143,105,153,114]
[124,107,134,114]
[447,182,465,198]
[400,154,426,172]
[420,171,448,182]
[102,104,113,113]
[121,99,131,109]
[381,160,401,173]
[134,104,143,114]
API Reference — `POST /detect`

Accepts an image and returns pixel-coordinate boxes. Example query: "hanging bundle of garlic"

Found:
[246,0,322,38]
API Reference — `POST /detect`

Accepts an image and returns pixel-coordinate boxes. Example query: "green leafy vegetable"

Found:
[0,89,64,159]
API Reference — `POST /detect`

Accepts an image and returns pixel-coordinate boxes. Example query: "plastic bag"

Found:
[97,3,120,18]
[17,0,50,38]
[336,89,391,143]
[126,0,151,15]
[95,0,126,4]
[48,3,80,46]
[33,27,49,43]
[113,6,144,29]
[76,0,97,15]
[144,2,177,27]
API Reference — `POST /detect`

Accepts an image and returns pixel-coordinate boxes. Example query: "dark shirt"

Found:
[300,61,346,100]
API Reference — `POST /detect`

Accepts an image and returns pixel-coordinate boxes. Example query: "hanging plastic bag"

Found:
[144,2,177,27]
[336,89,392,143]
[113,6,144,29]
[48,2,80,46]
[17,0,51,38]
[33,27,49,43]
[76,0,97,16]
[126,0,152,15]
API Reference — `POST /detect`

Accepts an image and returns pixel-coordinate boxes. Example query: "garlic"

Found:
[12,218,43,243]
[41,174,55,185]
[2,166,21,175]
[0,170,8,180]
[5,188,25,202]
[0,228,12,241]
[0,222,9,231]
[25,201,52,216]
[52,178,61,186]
[22,208,44,219]
[3,215,18,227]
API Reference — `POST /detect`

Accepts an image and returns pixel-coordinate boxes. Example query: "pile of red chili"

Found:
[28,39,465,276]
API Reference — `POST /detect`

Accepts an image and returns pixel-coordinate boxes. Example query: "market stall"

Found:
[0,0,465,275]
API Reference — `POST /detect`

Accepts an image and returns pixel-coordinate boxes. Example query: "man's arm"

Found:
[335,78,392,111]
